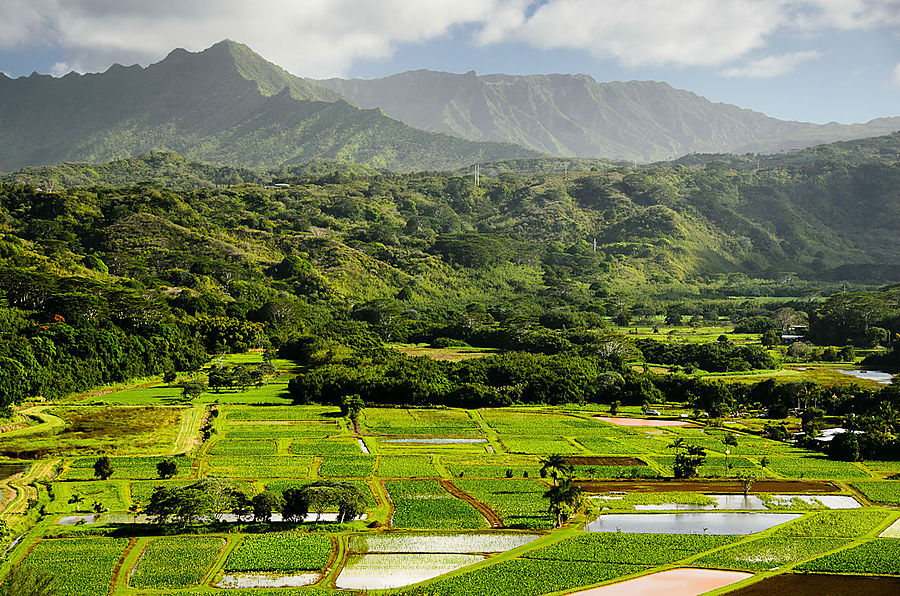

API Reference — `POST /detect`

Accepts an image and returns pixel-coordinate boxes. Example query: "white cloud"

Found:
[50,61,71,77]
[0,0,521,77]
[893,62,900,87]
[791,0,900,30]
[0,0,896,77]
[721,50,823,78]
[478,0,786,68]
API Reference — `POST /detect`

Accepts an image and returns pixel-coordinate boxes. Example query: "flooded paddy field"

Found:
[585,512,802,534]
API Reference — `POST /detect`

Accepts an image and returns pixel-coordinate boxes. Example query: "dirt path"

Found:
[439,479,503,528]
[170,404,206,456]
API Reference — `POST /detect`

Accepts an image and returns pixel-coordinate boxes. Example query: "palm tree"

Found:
[544,478,583,528]
[539,454,572,487]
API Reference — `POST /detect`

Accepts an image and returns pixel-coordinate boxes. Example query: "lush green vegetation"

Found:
[385,481,488,529]
[695,536,848,571]
[15,538,128,596]
[130,536,224,589]
[797,539,900,574]
[225,533,332,572]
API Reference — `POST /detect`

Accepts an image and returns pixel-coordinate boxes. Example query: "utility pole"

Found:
[474,164,479,187]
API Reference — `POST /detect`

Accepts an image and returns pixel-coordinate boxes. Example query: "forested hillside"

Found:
[318,70,900,161]
[0,41,539,172]
[2,133,900,457]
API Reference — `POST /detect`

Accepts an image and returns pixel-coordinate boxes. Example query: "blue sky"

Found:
[1,0,898,124]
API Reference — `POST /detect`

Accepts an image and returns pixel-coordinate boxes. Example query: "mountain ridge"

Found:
[0,41,540,172]
[317,69,900,162]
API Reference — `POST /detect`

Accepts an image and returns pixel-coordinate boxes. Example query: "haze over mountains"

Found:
[319,70,900,162]
[0,40,897,172]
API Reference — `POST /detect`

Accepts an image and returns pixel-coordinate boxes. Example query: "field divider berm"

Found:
[201,533,240,587]
[439,479,504,528]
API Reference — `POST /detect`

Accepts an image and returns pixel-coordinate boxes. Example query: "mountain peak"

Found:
[164,39,341,102]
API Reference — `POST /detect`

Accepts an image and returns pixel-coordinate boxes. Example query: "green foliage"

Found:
[797,539,900,574]
[130,536,223,589]
[385,480,488,529]
[851,481,900,505]
[527,532,736,565]
[225,533,332,572]
[17,538,127,596]
[776,509,890,538]
[695,536,848,571]
[405,559,642,596]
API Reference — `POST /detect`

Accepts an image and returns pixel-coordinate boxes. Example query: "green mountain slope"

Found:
[318,70,900,162]
[3,133,899,296]
[0,41,540,172]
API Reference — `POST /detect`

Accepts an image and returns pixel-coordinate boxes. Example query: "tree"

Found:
[829,431,861,462]
[252,491,281,522]
[801,407,826,439]
[232,366,252,392]
[231,490,252,522]
[723,433,738,447]
[337,488,367,522]
[543,478,583,528]
[92,501,105,514]
[737,469,758,497]
[157,458,178,479]
[671,441,706,479]
[93,456,113,480]
[281,487,310,522]
[181,379,206,400]
[340,394,364,421]
[539,454,572,487]
[609,400,621,416]
[163,370,177,384]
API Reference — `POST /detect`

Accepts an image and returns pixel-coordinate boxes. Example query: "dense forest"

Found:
[2,134,900,457]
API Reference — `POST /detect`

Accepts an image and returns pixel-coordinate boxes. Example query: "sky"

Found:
[0,0,898,124]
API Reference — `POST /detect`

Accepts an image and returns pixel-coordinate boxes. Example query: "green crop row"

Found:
[206,456,313,478]
[764,456,872,479]
[695,536,848,571]
[130,535,224,589]
[797,539,900,574]
[209,439,278,455]
[226,428,334,439]
[225,533,332,572]
[775,509,890,538]
[225,406,336,420]
[20,538,128,596]
[404,559,644,596]
[526,532,736,566]
[385,480,488,529]
[852,481,900,505]
[377,456,438,478]
[456,478,553,530]
[289,438,362,456]
[319,456,376,477]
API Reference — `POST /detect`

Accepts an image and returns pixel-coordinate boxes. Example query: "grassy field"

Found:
[2,374,898,595]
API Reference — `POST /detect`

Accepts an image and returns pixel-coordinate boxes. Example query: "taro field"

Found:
[3,391,899,594]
